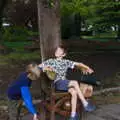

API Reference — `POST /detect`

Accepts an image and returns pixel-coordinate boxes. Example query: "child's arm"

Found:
[38,59,54,71]
[38,64,54,72]
[21,87,37,116]
[74,62,94,74]
[38,64,42,69]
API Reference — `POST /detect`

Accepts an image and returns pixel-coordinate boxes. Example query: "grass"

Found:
[0,51,41,65]
[81,35,120,50]
[3,41,32,46]
[0,36,120,66]
[3,41,32,52]
[82,36,115,42]
[0,41,40,65]
[82,32,117,42]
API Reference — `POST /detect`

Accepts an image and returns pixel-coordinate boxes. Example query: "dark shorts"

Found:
[55,80,70,91]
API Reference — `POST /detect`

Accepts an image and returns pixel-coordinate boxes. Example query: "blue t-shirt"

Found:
[7,72,32,100]
[7,72,37,115]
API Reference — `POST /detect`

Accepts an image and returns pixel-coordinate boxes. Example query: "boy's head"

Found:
[26,63,41,80]
[55,45,67,58]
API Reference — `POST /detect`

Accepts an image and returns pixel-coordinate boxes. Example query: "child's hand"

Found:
[82,67,94,75]
[33,114,39,120]
[87,67,94,74]
[43,66,54,72]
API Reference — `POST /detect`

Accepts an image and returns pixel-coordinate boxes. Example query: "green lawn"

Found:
[82,31,117,42]
[82,36,116,42]
[3,41,32,51]
[0,51,41,65]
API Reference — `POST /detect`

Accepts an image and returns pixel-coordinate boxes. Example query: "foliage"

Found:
[60,0,89,38]
[2,26,28,41]
[85,0,120,34]
[3,41,32,52]
[2,26,38,42]
[0,51,40,65]
[4,0,38,29]
[61,0,120,38]
[60,0,89,16]
[1,0,120,40]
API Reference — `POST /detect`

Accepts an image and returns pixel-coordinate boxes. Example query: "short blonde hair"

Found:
[26,63,41,80]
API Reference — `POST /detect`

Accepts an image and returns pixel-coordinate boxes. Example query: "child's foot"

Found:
[84,102,96,112]
[69,114,79,120]
[69,117,75,120]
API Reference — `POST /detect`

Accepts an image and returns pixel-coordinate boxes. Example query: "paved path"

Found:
[22,104,120,120]
[86,104,120,120]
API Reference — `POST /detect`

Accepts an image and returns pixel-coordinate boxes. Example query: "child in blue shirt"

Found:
[39,46,96,120]
[7,63,41,120]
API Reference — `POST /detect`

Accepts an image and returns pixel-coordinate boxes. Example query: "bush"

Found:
[2,26,38,42]
[0,51,40,65]
[80,31,92,36]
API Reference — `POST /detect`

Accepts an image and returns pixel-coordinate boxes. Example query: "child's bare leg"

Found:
[68,88,77,113]
[69,80,88,106]
[68,88,77,118]
[68,80,96,112]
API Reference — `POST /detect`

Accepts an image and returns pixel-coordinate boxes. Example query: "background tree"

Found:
[85,0,120,38]
[2,0,120,40]
[61,0,90,39]
[0,0,8,43]
[4,0,38,29]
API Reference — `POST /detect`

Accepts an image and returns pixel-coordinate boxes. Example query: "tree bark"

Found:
[0,0,8,43]
[37,0,61,61]
[37,0,61,96]
[117,25,120,39]
[75,13,81,37]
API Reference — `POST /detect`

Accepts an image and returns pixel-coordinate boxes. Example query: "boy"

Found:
[39,46,96,120]
[7,63,41,120]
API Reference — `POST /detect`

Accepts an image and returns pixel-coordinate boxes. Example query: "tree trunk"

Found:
[37,0,61,61]
[75,13,81,37]
[117,25,120,39]
[0,0,8,43]
[37,0,61,96]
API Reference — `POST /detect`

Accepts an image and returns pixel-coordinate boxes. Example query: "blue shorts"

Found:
[55,80,70,91]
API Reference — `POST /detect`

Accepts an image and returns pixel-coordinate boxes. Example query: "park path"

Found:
[22,103,120,120]
[86,104,120,120]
